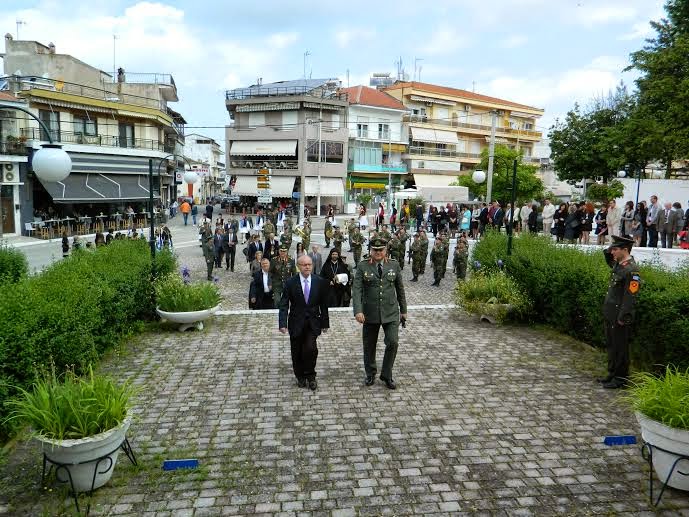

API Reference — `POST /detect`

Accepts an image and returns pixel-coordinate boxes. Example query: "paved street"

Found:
[1,217,688,516]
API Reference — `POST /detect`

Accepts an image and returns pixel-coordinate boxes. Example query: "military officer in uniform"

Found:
[302,221,312,251]
[410,234,423,282]
[332,226,345,253]
[430,236,448,286]
[418,230,429,275]
[379,224,392,244]
[270,245,297,303]
[387,233,404,267]
[600,235,641,389]
[280,227,293,252]
[349,227,365,266]
[352,237,407,389]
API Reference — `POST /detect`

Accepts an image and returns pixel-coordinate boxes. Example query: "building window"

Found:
[282,111,298,128]
[357,124,369,138]
[248,112,265,127]
[378,123,390,140]
[524,123,533,130]
[73,116,97,137]
[39,109,60,141]
[307,140,344,163]
[118,123,135,148]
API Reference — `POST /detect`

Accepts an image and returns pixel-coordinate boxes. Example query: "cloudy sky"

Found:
[0,0,666,151]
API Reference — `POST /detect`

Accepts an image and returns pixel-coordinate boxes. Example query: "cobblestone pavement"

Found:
[2,212,688,515]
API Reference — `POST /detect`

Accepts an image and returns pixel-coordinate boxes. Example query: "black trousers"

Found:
[362,321,399,381]
[604,320,630,379]
[225,247,236,270]
[647,225,658,247]
[290,327,318,381]
[214,249,223,267]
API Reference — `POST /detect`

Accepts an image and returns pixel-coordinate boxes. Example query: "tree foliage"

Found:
[586,179,625,203]
[454,145,543,204]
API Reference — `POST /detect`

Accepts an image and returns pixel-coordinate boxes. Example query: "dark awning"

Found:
[39,173,160,203]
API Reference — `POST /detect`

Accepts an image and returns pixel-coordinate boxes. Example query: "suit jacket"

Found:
[493,208,504,228]
[213,234,224,252]
[265,239,280,259]
[278,274,329,337]
[248,241,264,260]
[222,231,238,251]
[658,209,681,233]
[250,270,273,309]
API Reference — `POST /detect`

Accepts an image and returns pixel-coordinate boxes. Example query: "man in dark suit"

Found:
[265,233,280,261]
[415,204,424,232]
[250,258,274,309]
[222,226,239,271]
[658,202,681,248]
[213,228,225,268]
[247,234,263,263]
[278,255,330,390]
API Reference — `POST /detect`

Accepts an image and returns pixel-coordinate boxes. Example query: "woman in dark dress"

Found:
[553,203,567,242]
[448,205,459,238]
[580,202,594,244]
[594,205,608,245]
[564,205,580,243]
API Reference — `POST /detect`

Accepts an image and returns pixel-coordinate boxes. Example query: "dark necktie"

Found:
[378,263,383,278]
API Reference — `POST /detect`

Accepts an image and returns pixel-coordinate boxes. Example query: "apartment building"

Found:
[341,85,407,208]
[383,81,544,191]
[183,133,225,201]
[225,78,348,214]
[0,35,185,235]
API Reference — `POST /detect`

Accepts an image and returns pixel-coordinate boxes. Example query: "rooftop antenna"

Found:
[346,69,350,87]
[303,50,311,79]
[16,20,26,40]
[414,57,424,82]
[472,81,476,92]
[113,34,118,83]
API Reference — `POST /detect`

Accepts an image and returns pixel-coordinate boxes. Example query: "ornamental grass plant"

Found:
[155,273,221,313]
[455,270,533,323]
[7,366,135,440]
[626,366,689,430]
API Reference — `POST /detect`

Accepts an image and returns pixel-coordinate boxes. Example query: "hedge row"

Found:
[0,241,176,440]
[0,242,29,285]
[470,232,689,370]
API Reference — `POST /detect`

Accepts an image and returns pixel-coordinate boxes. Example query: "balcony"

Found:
[405,145,481,160]
[348,162,408,174]
[228,158,299,171]
[403,114,541,139]
[0,139,29,156]
[226,85,348,102]
[22,128,165,152]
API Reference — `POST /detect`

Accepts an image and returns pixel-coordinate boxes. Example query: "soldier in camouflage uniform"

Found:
[332,226,345,253]
[283,216,293,234]
[430,236,448,286]
[201,235,215,281]
[198,221,213,246]
[397,228,409,266]
[270,245,297,303]
[410,233,424,282]
[379,224,392,244]
[280,226,293,252]
[349,227,365,266]
[387,234,404,268]
[453,238,468,280]
[418,230,429,275]
[302,222,312,251]
[324,218,333,248]
[263,219,276,240]
[599,235,641,389]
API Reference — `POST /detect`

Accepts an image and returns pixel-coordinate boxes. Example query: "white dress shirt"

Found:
[262,271,270,293]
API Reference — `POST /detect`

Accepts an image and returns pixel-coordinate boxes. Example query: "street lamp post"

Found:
[618,165,642,208]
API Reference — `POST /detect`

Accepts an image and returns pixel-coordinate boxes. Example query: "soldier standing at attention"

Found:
[352,237,407,389]
[453,238,469,280]
[418,230,429,275]
[430,236,447,286]
[410,233,424,282]
[270,245,297,303]
[202,235,215,281]
[600,235,641,389]
[350,227,365,266]
[332,226,345,254]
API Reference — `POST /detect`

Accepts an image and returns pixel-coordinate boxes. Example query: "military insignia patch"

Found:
[629,280,640,294]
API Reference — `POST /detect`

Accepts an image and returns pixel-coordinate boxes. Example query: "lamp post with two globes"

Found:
[0,102,72,238]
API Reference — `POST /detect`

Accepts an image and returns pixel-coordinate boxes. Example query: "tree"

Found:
[586,179,625,203]
[626,0,689,176]
[453,145,543,204]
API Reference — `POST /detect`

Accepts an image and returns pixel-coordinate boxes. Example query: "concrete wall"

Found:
[615,178,689,207]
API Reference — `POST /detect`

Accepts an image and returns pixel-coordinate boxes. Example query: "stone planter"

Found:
[156,304,221,331]
[477,301,513,324]
[38,416,131,493]
[636,411,689,491]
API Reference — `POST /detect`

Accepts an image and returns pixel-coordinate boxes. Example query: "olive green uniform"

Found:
[333,229,344,253]
[410,238,423,281]
[352,256,407,382]
[419,234,429,274]
[350,230,365,265]
[324,220,333,247]
[202,238,215,280]
[453,241,468,280]
[280,230,293,252]
[270,256,297,303]
[387,236,404,267]
[430,243,448,285]
[602,250,640,384]
[302,225,311,251]
[263,220,276,240]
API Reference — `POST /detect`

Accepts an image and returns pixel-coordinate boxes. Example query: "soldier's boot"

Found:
[411,275,418,282]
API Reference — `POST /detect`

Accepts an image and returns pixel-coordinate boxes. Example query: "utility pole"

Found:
[16,20,26,40]
[386,123,393,213]
[299,118,306,223]
[113,35,118,83]
[486,110,498,204]
[317,113,322,217]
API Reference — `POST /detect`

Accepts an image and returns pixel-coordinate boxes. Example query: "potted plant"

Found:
[155,270,222,331]
[455,270,532,324]
[626,366,689,492]
[7,367,135,494]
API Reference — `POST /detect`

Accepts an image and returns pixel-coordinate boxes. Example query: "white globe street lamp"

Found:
[183,170,199,184]
[617,170,626,178]
[472,169,486,184]
[32,144,72,182]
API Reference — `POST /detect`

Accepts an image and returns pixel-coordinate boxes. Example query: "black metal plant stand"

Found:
[641,441,689,507]
[41,438,137,515]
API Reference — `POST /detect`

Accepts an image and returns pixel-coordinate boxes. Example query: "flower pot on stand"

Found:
[156,304,221,331]
[637,412,689,493]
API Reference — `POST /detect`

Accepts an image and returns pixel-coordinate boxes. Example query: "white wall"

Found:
[615,178,689,207]
[347,105,406,143]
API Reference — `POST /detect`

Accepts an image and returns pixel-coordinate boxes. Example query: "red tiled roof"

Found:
[341,85,407,110]
[383,81,543,112]
[0,91,19,102]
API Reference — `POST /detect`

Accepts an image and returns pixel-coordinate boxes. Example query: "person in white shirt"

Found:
[606,200,622,242]
[541,199,556,236]
[249,258,274,310]
[519,203,531,235]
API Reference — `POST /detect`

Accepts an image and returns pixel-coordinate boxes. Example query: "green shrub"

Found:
[471,232,689,369]
[455,271,532,323]
[0,240,176,442]
[155,274,221,312]
[0,242,28,284]
[626,366,689,430]
[6,366,135,440]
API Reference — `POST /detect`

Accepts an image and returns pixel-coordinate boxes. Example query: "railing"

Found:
[403,114,541,138]
[228,159,299,170]
[5,75,165,111]
[117,73,175,87]
[230,124,343,132]
[348,162,407,173]
[226,85,348,102]
[0,140,29,155]
[22,128,165,151]
[406,146,481,159]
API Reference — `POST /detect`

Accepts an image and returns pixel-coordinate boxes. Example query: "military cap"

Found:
[413,233,420,238]
[608,235,634,249]
[279,245,289,251]
[370,237,388,250]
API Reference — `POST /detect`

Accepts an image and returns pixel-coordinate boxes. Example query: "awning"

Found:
[305,177,344,197]
[410,95,455,106]
[39,173,159,203]
[410,127,459,145]
[229,140,297,156]
[384,143,407,152]
[29,97,116,115]
[235,102,299,112]
[413,173,456,188]
[231,175,296,197]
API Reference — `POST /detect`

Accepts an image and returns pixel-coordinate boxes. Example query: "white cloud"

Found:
[268,32,299,49]
[333,28,375,49]
[499,35,528,49]
[420,25,468,55]
[574,4,637,27]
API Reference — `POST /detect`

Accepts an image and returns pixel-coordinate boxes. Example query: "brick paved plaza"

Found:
[1,222,688,516]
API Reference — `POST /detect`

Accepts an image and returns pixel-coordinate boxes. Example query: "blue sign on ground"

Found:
[603,435,637,446]
[163,459,199,471]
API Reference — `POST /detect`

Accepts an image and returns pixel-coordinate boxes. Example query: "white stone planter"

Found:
[636,411,689,491]
[478,302,513,324]
[38,416,131,492]
[156,304,221,331]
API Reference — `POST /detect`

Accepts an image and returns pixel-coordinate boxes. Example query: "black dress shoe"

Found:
[603,378,628,389]
[410,277,418,282]
[597,375,613,383]
[365,376,375,386]
[308,379,318,391]
[380,377,397,390]
[297,378,307,388]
